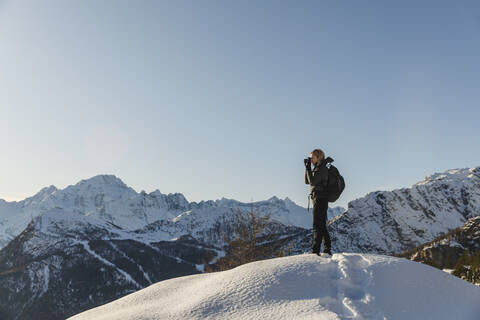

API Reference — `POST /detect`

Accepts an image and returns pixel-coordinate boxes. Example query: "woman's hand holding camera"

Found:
[304,157,311,168]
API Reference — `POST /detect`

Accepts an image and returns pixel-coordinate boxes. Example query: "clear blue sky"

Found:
[1,0,479,209]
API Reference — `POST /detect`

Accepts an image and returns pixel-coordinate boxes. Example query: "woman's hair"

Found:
[311,148,325,161]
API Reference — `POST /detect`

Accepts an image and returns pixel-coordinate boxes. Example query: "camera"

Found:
[304,157,311,166]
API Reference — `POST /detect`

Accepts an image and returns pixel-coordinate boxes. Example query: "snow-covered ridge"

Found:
[329,166,480,254]
[415,167,479,186]
[0,174,344,249]
[67,252,480,320]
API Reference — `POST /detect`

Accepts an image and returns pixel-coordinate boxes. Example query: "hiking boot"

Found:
[312,243,320,255]
[323,248,332,255]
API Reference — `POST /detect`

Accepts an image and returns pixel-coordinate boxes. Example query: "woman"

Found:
[304,148,332,256]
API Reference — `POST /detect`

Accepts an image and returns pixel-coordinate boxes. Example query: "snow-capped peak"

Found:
[22,185,58,205]
[214,197,242,207]
[73,174,129,189]
[415,166,480,187]
[149,189,162,196]
[267,195,279,202]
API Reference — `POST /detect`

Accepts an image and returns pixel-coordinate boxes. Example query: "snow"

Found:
[42,263,50,294]
[108,241,152,284]
[438,238,464,248]
[208,248,226,265]
[76,240,142,289]
[67,252,480,320]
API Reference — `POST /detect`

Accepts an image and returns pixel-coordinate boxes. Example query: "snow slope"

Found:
[68,253,480,320]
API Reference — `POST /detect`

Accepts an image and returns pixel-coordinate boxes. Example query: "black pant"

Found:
[312,196,331,253]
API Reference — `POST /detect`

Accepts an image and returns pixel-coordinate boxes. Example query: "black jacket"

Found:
[305,156,333,199]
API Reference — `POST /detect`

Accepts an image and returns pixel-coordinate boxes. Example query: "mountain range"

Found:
[0,174,344,250]
[1,165,479,319]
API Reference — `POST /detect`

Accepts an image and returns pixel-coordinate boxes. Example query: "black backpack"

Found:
[325,162,345,203]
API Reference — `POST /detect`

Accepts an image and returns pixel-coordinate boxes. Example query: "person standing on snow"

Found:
[304,148,333,256]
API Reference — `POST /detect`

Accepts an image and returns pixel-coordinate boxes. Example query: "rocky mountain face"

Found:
[395,216,480,270]
[0,216,214,319]
[328,167,480,254]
